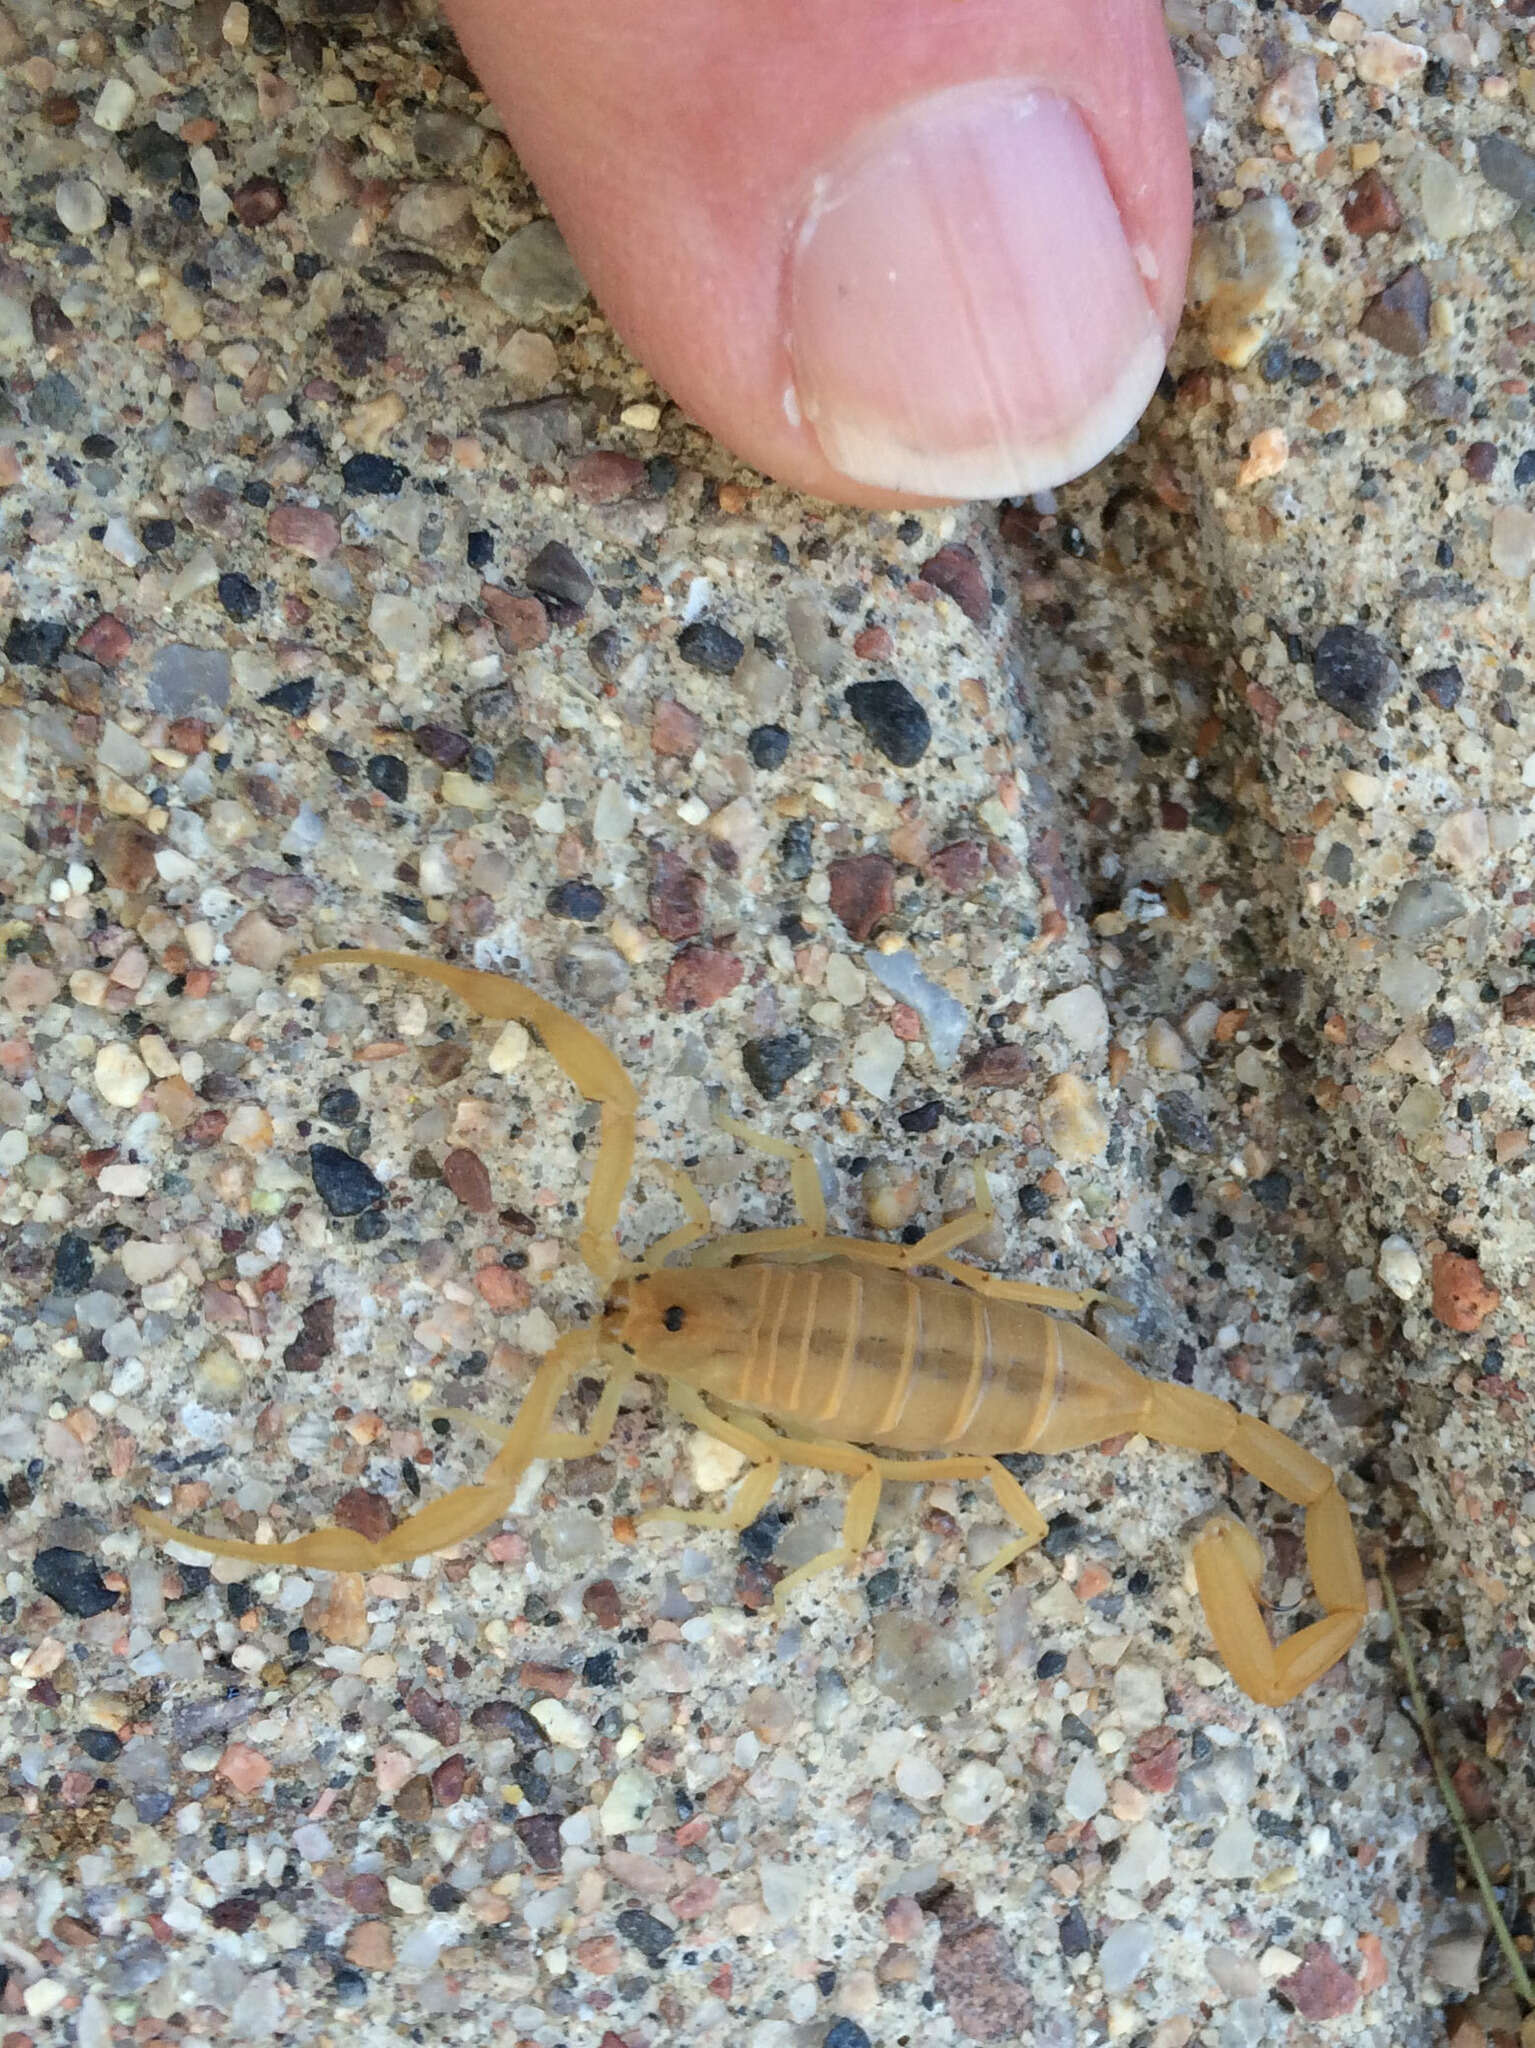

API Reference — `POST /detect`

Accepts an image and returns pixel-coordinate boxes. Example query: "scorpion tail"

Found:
[1143,1382,1367,1707]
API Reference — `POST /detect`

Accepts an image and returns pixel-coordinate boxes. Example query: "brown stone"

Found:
[663,944,743,1012]
[582,1578,622,1628]
[1501,984,1535,1025]
[919,543,991,626]
[344,1873,390,1914]
[92,817,159,891]
[1431,1250,1500,1333]
[480,583,549,650]
[284,1295,335,1372]
[1342,169,1402,239]
[344,1920,395,1970]
[648,848,706,940]
[568,451,646,504]
[76,613,132,667]
[1276,1942,1359,2022]
[211,1896,260,1933]
[1127,1727,1180,1796]
[268,503,340,561]
[431,1753,468,1806]
[231,176,286,227]
[929,1889,1032,2042]
[443,1146,494,1213]
[1359,266,1431,356]
[404,1686,460,1745]
[393,1775,433,1823]
[963,1044,1030,1089]
[928,839,987,895]
[827,853,896,941]
[652,696,702,758]
[333,1489,395,1544]
[413,723,472,769]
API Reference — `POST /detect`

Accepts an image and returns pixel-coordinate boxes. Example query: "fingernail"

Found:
[788,83,1167,499]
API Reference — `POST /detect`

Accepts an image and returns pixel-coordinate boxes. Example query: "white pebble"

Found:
[531,1699,592,1749]
[941,1758,1007,1827]
[592,779,634,843]
[1491,505,1535,580]
[93,78,136,131]
[689,1431,747,1493]
[1207,1813,1258,1881]
[487,1020,531,1074]
[55,177,107,236]
[1113,1819,1170,1895]
[1377,1234,1422,1301]
[1063,1754,1108,1821]
[1043,983,1110,1056]
[599,1769,653,1835]
[1145,1017,1196,1071]
[94,1042,150,1109]
[894,1753,945,1803]
[849,1023,904,1101]
[1099,1920,1155,1994]
[1112,1661,1165,1732]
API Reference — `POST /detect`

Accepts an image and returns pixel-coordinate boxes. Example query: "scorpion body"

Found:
[139,949,1368,1707]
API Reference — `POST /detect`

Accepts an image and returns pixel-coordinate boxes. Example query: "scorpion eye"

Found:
[662,1305,686,1333]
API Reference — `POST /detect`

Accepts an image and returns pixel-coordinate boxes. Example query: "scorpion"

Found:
[138,948,1366,1707]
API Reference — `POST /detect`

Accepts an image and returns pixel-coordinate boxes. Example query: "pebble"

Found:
[1478,134,1535,209]
[28,371,82,428]
[367,753,408,801]
[1041,1073,1109,1160]
[309,1144,385,1217]
[664,945,743,1012]
[443,1147,494,1213]
[555,943,629,1003]
[1099,1921,1155,1995]
[55,177,107,235]
[870,1614,972,1717]
[95,1042,150,1108]
[849,1024,905,1102]
[942,1758,1006,1826]
[1064,1754,1108,1821]
[547,880,605,923]
[1277,1942,1359,2021]
[1358,265,1431,355]
[649,849,706,940]
[919,542,991,625]
[677,619,743,674]
[480,218,589,320]
[828,854,896,942]
[369,593,432,658]
[743,1031,813,1100]
[824,2024,871,2048]
[148,643,231,716]
[927,839,986,894]
[894,1753,944,1802]
[6,618,69,667]
[1258,59,1324,158]
[54,1233,93,1294]
[217,572,261,623]
[747,723,790,769]
[525,538,592,609]
[1490,505,1535,580]
[93,78,136,130]
[592,780,634,843]
[1114,1819,1170,1894]
[1389,878,1468,949]
[34,1546,119,1617]
[1145,1017,1197,1070]
[1113,1661,1165,1732]
[1043,983,1109,1056]
[1207,1813,1258,1881]
[1431,1250,1499,1333]
[341,452,406,496]
[1312,624,1400,728]
[844,677,931,767]
[652,696,703,756]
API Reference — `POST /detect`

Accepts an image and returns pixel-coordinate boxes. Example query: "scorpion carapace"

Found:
[136,948,1367,1707]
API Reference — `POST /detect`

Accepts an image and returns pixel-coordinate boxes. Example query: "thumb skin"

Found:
[442,0,1193,506]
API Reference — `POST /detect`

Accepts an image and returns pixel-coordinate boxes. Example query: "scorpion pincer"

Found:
[137,948,1367,1708]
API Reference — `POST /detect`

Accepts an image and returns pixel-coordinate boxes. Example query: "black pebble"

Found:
[615,1908,675,1962]
[1249,1171,1291,1211]
[582,1650,618,1686]
[1042,1514,1081,1559]
[739,1511,783,1562]
[677,618,744,674]
[1058,1906,1091,1957]
[309,1143,385,1217]
[53,1232,93,1294]
[1419,663,1463,710]
[260,677,315,717]
[242,480,270,508]
[1424,1012,1455,1054]
[1036,1649,1067,1679]
[78,1726,122,1762]
[864,1566,900,1609]
[367,754,409,801]
[341,452,407,495]
[742,1030,813,1100]
[546,880,605,922]
[140,518,176,551]
[844,676,931,766]
[525,539,593,611]
[217,572,261,622]
[899,1100,942,1136]
[319,1084,361,1124]
[780,819,813,880]
[1515,450,1535,488]
[1168,1182,1194,1217]
[247,0,284,50]
[122,124,188,184]
[34,1546,120,1618]
[1311,624,1401,729]
[4,618,68,668]
[466,529,494,570]
[1016,1182,1051,1219]
[1156,1090,1214,1154]
[825,2024,872,2048]
[333,1969,368,2006]
[354,1209,389,1242]
[746,723,790,769]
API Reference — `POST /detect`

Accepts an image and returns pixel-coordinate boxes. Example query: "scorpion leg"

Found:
[864,1453,1051,1594]
[426,1362,638,1463]
[1143,1381,1367,1705]
[138,1328,608,1571]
